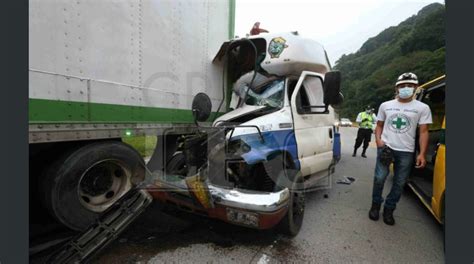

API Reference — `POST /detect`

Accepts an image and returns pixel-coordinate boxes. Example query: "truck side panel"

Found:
[29,0,234,124]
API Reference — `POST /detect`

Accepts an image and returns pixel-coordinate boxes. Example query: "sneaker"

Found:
[352,151,356,157]
[361,153,367,158]
[368,203,381,221]
[383,207,395,225]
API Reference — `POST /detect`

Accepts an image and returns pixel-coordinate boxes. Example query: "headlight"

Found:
[226,139,251,155]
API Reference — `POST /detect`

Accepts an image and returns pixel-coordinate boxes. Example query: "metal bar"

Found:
[227,124,265,143]
[46,189,152,264]
[29,123,199,143]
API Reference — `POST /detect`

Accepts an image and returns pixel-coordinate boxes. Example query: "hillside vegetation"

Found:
[334,3,445,119]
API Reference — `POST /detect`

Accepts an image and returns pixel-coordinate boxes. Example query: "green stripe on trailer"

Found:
[29,99,222,123]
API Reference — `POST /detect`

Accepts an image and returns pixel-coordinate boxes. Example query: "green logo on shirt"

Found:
[388,114,411,133]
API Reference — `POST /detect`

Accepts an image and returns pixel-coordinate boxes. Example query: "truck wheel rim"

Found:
[78,159,132,212]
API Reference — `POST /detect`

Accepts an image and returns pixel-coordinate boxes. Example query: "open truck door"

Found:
[290,71,333,180]
[289,71,342,189]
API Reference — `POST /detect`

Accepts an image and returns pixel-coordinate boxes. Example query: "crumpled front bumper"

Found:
[146,180,290,229]
[208,184,289,212]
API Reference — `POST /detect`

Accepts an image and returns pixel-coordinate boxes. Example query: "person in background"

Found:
[352,106,377,158]
[368,72,432,225]
[250,22,269,36]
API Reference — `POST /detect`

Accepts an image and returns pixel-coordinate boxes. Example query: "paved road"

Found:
[95,127,444,263]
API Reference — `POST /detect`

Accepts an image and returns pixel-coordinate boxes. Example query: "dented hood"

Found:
[213,104,267,126]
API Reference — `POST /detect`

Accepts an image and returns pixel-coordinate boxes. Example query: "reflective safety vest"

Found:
[360,112,374,129]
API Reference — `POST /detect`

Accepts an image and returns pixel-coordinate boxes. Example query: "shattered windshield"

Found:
[244,79,285,108]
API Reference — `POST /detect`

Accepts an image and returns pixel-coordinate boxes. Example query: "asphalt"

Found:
[95,127,444,264]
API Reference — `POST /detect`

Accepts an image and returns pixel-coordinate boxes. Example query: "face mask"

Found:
[398,86,414,99]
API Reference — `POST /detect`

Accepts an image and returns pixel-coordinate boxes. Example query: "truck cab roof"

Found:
[213,32,332,80]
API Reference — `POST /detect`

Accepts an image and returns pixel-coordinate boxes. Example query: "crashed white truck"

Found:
[44,31,344,263]
[145,32,344,237]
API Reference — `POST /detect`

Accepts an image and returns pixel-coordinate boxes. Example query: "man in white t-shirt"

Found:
[368,72,433,225]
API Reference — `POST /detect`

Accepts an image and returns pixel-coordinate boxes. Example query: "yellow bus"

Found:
[407,75,446,224]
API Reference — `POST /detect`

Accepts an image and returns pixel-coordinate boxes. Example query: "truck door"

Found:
[290,71,334,177]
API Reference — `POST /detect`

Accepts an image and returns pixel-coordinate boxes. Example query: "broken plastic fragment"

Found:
[336,179,351,185]
[345,176,355,182]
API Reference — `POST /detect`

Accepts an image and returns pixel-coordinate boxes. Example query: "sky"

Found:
[235,0,445,66]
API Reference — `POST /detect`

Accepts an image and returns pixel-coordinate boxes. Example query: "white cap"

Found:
[395,72,418,86]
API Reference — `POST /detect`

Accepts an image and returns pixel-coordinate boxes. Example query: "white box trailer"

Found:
[29,0,235,232]
[29,0,234,127]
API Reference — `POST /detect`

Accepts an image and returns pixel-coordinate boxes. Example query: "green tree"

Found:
[334,3,445,119]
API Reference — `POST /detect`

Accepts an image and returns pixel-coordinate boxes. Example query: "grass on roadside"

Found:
[122,136,158,157]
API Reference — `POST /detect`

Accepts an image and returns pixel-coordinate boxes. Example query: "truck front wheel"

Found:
[277,173,305,237]
[41,141,145,231]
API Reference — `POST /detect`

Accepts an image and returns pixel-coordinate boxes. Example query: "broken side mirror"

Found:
[192,93,212,123]
[323,71,344,106]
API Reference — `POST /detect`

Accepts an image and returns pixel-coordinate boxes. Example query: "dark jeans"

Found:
[354,128,372,152]
[372,147,414,209]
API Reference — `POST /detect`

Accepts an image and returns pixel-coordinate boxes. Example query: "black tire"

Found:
[40,141,145,231]
[165,152,188,177]
[277,173,305,237]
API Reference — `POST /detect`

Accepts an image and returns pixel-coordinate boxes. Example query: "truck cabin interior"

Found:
[214,38,268,82]
[412,83,446,198]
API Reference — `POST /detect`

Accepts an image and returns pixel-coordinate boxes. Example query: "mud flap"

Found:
[185,174,214,209]
[46,188,152,263]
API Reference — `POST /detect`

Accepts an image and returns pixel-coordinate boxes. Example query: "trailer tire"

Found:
[41,141,145,231]
[277,172,305,237]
